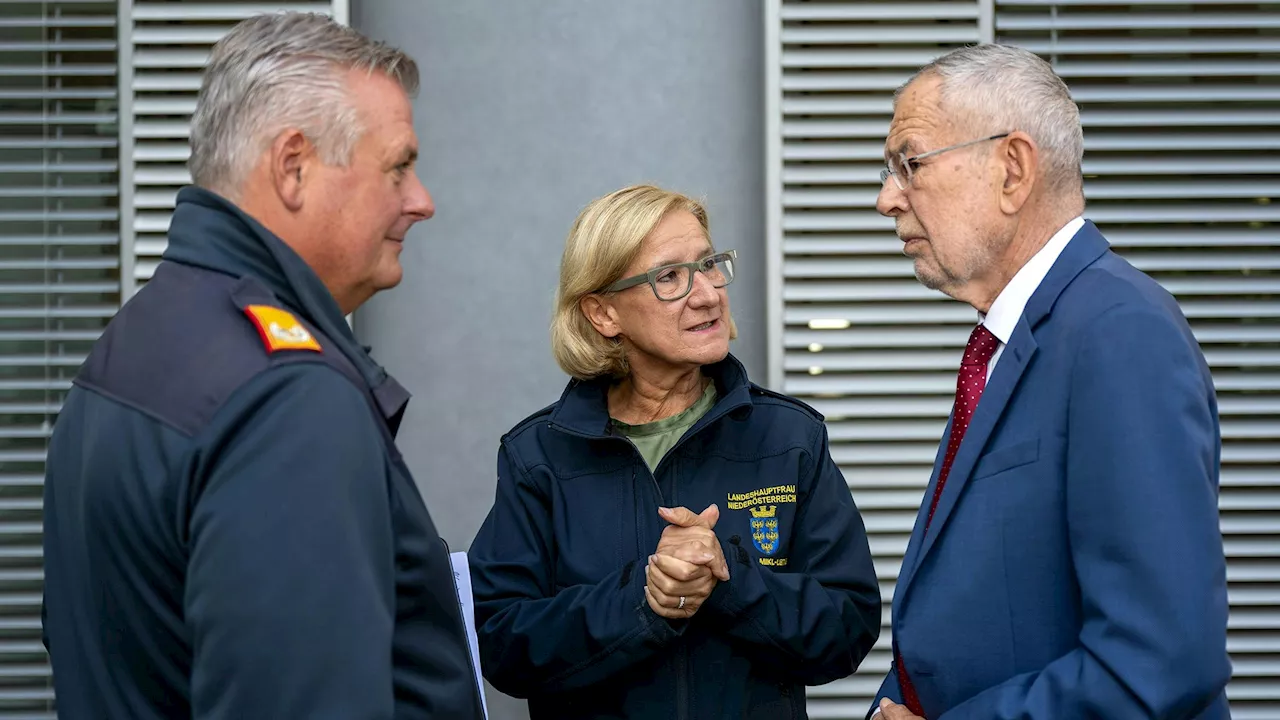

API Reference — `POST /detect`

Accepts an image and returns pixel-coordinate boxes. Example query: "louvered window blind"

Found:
[767,1,1280,717]
[124,0,347,293]
[4,3,346,715]
[1,1,119,716]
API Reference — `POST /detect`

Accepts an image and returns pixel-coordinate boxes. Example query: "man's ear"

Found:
[998,130,1038,215]
[269,129,311,212]
[580,294,622,339]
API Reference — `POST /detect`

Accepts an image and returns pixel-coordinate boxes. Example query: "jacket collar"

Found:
[549,353,755,439]
[1021,220,1111,330]
[162,185,392,392]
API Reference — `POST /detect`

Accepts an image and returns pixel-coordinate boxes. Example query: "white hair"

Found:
[900,44,1084,199]
[188,12,418,197]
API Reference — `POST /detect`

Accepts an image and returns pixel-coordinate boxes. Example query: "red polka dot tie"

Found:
[894,323,1000,718]
[926,323,1000,530]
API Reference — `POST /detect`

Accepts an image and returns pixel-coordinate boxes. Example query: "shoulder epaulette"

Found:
[242,304,322,354]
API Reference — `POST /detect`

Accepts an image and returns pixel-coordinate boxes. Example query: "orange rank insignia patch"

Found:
[243,305,322,353]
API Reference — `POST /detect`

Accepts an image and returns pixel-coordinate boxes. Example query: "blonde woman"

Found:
[469,185,880,719]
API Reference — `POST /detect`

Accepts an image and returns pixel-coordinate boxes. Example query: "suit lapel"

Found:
[913,319,1038,566]
[895,419,949,597]
[894,221,1113,606]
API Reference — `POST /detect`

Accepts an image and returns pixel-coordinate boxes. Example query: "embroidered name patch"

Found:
[728,485,797,559]
[726,484,797,510]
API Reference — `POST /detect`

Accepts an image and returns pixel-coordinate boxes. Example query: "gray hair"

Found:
[189,12,419,196]
[900,44,1084,198]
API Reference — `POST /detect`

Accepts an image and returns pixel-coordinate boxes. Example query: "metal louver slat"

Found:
[0,3,119,716]
[999,12,1280,30]
[769,0,1280,716]
[123,0,348,292]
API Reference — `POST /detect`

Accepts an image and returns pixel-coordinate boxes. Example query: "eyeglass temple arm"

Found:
[912,132,1011,162]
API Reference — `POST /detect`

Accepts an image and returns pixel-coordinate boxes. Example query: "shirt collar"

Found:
[981,216,1085,344]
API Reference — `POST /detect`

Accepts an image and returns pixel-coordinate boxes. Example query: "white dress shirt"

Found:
[980,217,1085,379]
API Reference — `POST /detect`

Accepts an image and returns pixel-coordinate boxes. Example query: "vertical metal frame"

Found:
[763,0,784,391]
[116,0,135,302]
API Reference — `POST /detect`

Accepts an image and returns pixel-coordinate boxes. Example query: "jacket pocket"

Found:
[971,438,1039,481]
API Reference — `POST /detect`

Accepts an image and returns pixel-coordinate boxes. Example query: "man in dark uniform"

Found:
[41,13,484,719]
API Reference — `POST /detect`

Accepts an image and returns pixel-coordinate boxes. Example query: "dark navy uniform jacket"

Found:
[469,356,881,719]
[42,186,484,720]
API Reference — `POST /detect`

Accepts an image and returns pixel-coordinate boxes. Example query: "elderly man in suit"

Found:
[870,44,1231,720]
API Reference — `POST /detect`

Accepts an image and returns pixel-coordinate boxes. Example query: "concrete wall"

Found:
[351,3,765,716]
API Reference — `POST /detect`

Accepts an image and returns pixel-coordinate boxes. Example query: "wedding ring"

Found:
[678,596,686,610]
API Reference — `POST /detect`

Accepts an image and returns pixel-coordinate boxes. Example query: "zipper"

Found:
[626,437,664,505]
[650,409,719,481]
[550,404,729,720]
[675,642,689,720]
[544,426,667,596]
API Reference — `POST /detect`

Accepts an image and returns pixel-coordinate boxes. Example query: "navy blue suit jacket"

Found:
[873,222,1231,718]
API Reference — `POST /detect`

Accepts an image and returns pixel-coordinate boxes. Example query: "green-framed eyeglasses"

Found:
[602,250,737,302]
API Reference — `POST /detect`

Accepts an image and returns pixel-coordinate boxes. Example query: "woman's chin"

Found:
[688,339,730,366]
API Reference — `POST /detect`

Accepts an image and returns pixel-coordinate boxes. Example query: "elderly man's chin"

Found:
[913,264,947,291]
[909,253,949,291]
[904,241,938,286]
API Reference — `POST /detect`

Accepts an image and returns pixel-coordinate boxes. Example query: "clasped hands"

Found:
[643,504,731,620]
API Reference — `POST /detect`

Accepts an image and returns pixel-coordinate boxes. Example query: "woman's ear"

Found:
[580,294,621,339]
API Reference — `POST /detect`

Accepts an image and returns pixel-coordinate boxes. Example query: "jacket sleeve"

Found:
[468,440,684,698]
[703,421,881,686]
[940,305,1231,719]
[186,363,398,720]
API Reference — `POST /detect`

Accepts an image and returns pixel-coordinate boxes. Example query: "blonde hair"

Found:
[551,185,738,380]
